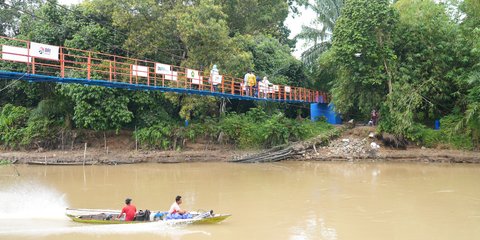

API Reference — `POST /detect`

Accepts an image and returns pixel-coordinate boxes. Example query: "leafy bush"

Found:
[133,108,335,150]
[402,115,474,150]
[0,104,61,149]
[218,108,334,149]
[134,123,173,150]
[0,104,29,148]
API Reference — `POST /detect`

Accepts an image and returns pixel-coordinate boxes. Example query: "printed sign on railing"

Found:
[30,42,59,61]
[165,71,178,81]
[273,85,279,92]
[1,45,31,63]
[284,86,291,93]
[192,76,203,85]
[213,75,222,84]
[131,65,148,77]
[186,69,200,80]
[187,68,202,85]
[155,63,171,74]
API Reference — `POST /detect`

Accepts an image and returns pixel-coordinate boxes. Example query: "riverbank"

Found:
[1,126,478,164]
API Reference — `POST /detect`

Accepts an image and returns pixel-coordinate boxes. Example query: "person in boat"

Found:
[118,198,137,221]
[169,195,188,215]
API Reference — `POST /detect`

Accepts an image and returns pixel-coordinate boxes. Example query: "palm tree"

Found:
[296,0,343,66]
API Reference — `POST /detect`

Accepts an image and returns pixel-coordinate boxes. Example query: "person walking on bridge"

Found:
[210,64,220,92]
[244,70,251,96]
[247,70,256,97]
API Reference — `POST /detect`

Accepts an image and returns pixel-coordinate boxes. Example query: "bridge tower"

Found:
[310,103,342,124]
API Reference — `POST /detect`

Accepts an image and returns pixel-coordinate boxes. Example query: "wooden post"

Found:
[83,142,87,165]
[231,79,234,95]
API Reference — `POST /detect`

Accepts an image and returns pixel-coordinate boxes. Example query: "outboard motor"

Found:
[134,210,150,221]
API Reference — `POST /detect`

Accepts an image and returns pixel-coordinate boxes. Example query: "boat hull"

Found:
[66,208,230,225]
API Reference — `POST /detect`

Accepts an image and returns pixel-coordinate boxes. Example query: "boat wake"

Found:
[0,181,207,238]
[0,180,68,220]
[0,220,207,237]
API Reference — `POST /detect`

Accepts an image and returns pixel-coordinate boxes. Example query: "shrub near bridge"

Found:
[0,104,60,149]
[133,108,334,150]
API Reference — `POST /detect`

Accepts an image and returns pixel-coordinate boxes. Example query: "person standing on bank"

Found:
[118,198,137,221]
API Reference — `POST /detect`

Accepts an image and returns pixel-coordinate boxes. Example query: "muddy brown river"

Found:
[0,162,479,240]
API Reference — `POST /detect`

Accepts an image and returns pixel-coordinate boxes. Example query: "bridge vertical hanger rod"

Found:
[130,65,133,84]
[27,41,32,74]
[87,51,91,80]
[60,47,64,78]
[147,66,150,86]
[135,60,138,85]
[113,56,116,81]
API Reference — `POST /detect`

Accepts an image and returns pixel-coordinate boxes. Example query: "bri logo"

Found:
[38,47,51,55]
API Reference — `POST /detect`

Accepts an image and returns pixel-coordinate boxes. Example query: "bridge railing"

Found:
[0,36,330,103]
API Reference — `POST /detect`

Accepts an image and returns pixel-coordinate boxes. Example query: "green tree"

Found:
[249,35,307,87]
[217,0,289,37]
[176,0,232,68]
[59,85,132,131]
[296,0,343,66]
[330,0,398,115]
[390,0,459,123]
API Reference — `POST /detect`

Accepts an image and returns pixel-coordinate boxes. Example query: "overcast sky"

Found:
[57,0,316,59]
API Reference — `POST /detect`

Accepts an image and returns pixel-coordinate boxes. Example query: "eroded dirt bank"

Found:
[1,126,478,164]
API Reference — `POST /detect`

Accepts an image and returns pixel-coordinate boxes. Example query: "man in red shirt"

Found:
[118,198,137,221]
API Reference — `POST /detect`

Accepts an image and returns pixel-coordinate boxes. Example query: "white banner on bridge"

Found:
[192,76,203,85]
[164,71,178,81]
[273,85,280,92]
[131,64,148,77]
[186,69,200,80]
[213,75,222,84]
[1,45,31,63]
[30,42,59,61]
[155,63,171,74]
[284,86,291,93]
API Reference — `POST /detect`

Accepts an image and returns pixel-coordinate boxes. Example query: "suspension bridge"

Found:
[0,36,340,123]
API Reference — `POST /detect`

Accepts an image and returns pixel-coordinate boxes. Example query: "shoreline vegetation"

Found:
[1,0,479,164]
[1,126,478,165]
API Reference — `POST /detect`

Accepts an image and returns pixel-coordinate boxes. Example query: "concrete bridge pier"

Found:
[310,103,342,124]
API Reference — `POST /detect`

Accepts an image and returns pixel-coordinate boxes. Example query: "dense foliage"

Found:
[1,0,479,151]
[0,0,317,150]
[305,0,480,149]
[135,108,334,150]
